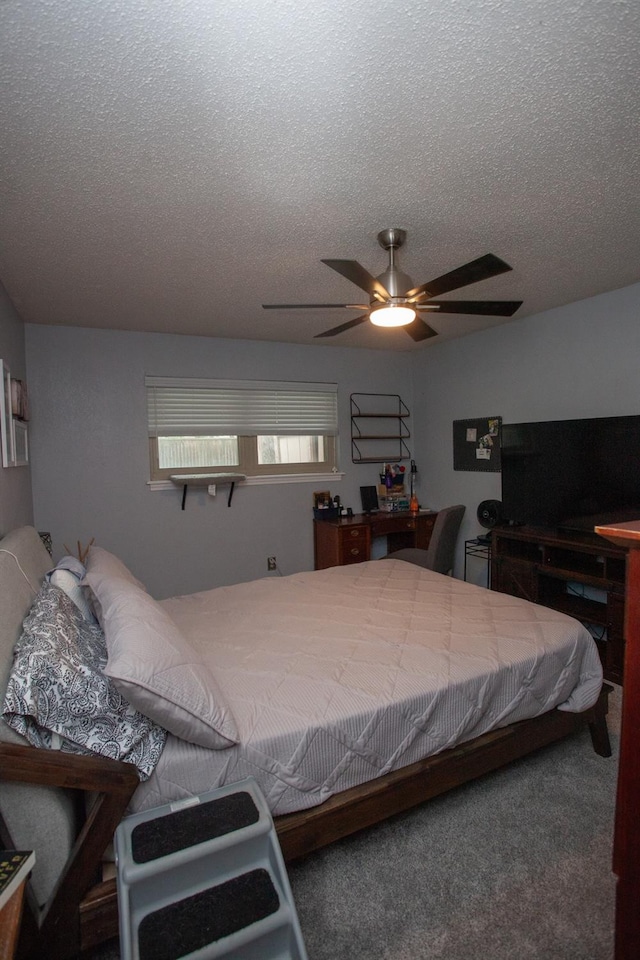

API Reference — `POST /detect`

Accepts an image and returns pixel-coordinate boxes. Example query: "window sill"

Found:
[147,471,344,491]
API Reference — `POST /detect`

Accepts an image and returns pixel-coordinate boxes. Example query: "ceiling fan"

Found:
[263,228,523,341]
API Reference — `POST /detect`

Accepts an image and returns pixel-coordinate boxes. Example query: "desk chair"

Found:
[384,504,466,576]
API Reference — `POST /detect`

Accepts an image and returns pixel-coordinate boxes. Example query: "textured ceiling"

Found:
[1,0,638,351]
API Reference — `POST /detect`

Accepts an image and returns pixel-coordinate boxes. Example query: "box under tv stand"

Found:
[490,525,627,684]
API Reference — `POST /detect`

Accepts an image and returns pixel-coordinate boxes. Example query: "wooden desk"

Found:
[314,511,437,569]
[595,519,640,960]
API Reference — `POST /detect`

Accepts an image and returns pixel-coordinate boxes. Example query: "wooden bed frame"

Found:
[0,685,612,960]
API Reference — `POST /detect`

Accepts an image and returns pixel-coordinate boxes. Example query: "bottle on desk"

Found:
[409,458,419,515]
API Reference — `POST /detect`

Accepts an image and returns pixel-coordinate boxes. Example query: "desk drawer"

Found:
[340,525,369,564]
[370,517,417,537]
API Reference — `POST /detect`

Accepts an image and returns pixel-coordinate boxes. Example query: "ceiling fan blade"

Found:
[419,300,523,316]
[407,254,513,300]
[404,318,439,342]
[321,259,390,300]
[263,303,369,310]
[314,314,370,338]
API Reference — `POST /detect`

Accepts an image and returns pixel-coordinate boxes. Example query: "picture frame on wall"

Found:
[10,377,29,421]
[12,418,28,466]
[0,359,12,467]
[0,359,29,467]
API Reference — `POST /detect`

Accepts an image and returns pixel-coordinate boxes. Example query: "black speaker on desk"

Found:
[360,486,379,514]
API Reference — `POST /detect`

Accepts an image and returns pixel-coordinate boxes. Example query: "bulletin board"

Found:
[453,416,502,472]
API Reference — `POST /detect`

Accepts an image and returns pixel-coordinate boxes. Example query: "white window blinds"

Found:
[146,377,338,437]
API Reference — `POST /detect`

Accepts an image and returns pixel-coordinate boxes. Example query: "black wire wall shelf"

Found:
[350,393,411,464]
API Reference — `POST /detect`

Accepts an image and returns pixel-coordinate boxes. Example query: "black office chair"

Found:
[384,504,466,576]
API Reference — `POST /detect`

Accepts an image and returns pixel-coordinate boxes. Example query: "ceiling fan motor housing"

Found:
[376,228,413,298]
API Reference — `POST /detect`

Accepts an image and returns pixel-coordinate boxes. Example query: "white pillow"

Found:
[50,567,96,622]
[83,546,147,625]
[84,545,146,590]
[86,573,238,750]
[47,555,96,622]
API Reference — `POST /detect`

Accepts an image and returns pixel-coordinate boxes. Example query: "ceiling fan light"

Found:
[370,303,416,327]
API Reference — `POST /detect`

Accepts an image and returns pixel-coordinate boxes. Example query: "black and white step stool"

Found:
[114,778,307,960]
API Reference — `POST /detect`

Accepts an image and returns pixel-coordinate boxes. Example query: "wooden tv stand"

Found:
[314,511,437,570]
[491,525,627,683]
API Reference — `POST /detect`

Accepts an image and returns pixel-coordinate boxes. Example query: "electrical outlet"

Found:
[267,556,277,571]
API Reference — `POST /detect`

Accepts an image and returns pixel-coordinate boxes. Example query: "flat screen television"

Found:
[500,414,640,532]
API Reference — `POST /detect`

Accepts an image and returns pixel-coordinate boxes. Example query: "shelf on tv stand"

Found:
[490,525,627,684]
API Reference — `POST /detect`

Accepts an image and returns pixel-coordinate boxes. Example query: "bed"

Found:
[0,526,611,960]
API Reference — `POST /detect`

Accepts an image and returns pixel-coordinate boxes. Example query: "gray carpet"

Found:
[88,689,620,960]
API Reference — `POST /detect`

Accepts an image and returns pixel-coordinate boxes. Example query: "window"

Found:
[146,377,338,480]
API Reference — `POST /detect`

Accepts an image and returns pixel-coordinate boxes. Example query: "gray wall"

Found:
[25,325,413,597]
[0,284,34,534]
[23,280,640,594]
[410,281,640,582]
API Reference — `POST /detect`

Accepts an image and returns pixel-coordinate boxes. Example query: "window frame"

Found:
[146,377,339,482]
[148,434,338,481]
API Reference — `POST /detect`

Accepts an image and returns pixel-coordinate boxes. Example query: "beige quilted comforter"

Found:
[130,559,603,816]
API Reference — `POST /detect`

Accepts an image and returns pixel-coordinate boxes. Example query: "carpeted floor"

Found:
[87,687,620,960]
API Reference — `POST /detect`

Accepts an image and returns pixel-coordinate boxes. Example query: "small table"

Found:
[464,537,491,586]
[0,881,26,960]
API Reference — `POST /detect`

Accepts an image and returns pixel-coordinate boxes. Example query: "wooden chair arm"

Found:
[0,742,138,960]
[0,741,139,794]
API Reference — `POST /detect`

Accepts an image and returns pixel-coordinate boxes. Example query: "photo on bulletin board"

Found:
[453,416,502,472]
